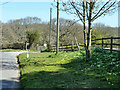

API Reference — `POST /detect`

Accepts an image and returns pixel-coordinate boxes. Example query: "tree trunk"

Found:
[83,2,87,56]
[83,23,87,55]
[86,21,92,59]
[86,2,92,59]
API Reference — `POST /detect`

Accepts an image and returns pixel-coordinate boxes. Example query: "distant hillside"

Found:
[1,17,118,49]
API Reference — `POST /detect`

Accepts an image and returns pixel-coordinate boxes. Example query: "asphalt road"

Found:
[0,51,26,89]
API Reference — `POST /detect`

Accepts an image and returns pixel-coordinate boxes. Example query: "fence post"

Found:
[72,41,74,51]
[95,39,96,47]
[102,38,104,49]
[110,37,113,53]
[75,37,80,51]
[62,44,63,51]
[54,46,55,52]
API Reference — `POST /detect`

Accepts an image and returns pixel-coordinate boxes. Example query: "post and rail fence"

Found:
[51,44,84,52]
[51,37,120,53]
[91,37,120,53]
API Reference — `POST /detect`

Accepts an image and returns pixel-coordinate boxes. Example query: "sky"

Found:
[0,0,119,27]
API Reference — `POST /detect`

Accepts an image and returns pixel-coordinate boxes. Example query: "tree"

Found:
[51,18,83,45]
[61,1,87,57]
[61,0,118,59]
[91,29,103,40]
[26,30,40,49]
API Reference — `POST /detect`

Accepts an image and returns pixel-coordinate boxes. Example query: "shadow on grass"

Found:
[20,57,113,88]
[20,50,120,88]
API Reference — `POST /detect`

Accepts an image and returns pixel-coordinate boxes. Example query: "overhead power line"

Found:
[0,0,12,6]
[0,2,9,5]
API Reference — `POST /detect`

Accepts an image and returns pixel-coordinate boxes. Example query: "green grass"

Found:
[0,49,26,52]
[0,49,38,52]
[18,48,120,88]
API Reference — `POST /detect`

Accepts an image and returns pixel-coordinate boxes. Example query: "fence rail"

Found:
[51,37,120,53]
[51,44,84,52]
[91,37,120,53]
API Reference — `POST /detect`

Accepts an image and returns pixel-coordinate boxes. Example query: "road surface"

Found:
[0,51,26,89]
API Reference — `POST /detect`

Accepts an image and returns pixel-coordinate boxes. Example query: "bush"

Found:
[2,43,25,49]
[92,47,104,52]
[46,41,52,52]
[12,43,25,49]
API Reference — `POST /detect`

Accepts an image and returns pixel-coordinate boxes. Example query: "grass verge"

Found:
[0,49,26,52]
[0,49,38,52]
[18,48,120,88]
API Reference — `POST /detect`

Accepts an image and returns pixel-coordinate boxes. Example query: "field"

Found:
[18,47,120,88]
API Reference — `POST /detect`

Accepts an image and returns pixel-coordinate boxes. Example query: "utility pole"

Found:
[49,8,52,45]
[56,0,59,54]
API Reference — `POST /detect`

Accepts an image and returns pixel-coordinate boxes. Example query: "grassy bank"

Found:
[18,48,120,88]
[0,49,38,52]
[0,49,26,52]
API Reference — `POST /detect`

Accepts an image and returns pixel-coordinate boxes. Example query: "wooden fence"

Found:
[51,44,84,52]
[51,37,120,53]
[91,37,120,53]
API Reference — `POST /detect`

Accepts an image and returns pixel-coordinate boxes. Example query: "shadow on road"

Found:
[0,79,21,90]
[1,61,19,70]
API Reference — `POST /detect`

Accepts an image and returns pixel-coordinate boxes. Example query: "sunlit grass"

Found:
[0,49,38,52]
[18,49,120,88]
[0,49,26,52]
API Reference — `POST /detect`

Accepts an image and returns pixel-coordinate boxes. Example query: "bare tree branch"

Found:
[59,19,80,39]
[71,2,84,23]
[92,0,110,21]
[86,2,89,19]
[92,2,116,21]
